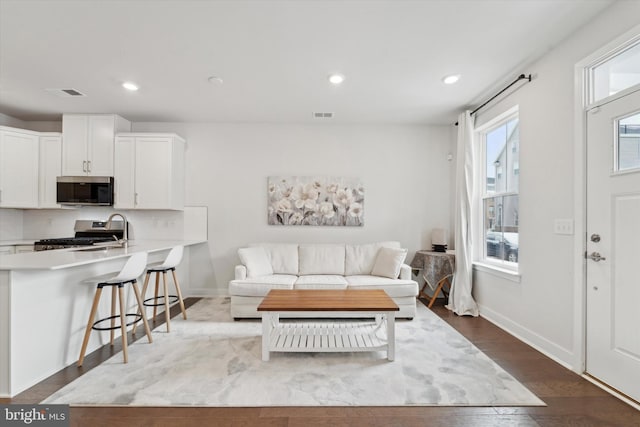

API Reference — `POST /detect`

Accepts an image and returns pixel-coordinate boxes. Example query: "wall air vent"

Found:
[313,112,334,119]
[45,88,87,97]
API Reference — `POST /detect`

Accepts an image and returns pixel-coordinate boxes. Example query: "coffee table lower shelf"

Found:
[261,313,395,361]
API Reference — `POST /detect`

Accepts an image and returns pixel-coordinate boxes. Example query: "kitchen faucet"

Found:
[106,212,128,247]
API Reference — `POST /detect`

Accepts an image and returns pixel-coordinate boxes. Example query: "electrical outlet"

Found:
[554,219,574,235]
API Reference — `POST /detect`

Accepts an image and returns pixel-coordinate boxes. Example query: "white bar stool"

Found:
[136,246,187,333]
[78,252,153,366]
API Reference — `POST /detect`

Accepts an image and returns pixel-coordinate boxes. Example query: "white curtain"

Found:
[447,111,479,316]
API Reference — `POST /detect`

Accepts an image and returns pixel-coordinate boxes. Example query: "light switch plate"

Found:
[554,219,574,235]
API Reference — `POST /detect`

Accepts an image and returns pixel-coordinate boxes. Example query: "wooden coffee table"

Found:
[257,289,399,361]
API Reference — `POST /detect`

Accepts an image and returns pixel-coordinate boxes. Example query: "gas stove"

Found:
[34,220,126,251]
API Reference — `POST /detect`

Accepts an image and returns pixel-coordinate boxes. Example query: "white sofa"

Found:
[229,242,419,319]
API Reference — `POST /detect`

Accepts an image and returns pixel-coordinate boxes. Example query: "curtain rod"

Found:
[455,73,532,126]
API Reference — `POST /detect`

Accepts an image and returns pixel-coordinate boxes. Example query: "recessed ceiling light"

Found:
[122,82,139,91]
[442,74,461,85]
[328,73,345,85]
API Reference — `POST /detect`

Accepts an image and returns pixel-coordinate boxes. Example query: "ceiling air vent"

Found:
[313,112,334,119]
[45,88,87,97]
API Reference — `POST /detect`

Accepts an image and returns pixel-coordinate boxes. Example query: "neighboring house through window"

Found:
[476,107,520,269]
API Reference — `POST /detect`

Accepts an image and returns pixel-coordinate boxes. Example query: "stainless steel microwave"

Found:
[56,176,114,206]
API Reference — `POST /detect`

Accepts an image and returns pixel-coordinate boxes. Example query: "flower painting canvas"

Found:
[268,176,364,226]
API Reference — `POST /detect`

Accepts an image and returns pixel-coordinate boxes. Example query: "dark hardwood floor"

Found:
[2,297,639,426]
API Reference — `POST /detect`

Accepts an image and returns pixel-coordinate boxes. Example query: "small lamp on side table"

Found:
[432,228,448,253]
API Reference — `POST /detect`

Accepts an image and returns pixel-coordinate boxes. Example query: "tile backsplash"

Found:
[1,207,207,242]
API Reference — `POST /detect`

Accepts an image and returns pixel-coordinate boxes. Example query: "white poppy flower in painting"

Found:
[317,201,335,219]
[273,198,293,213]
[291,183,319,210]
[333,188,354,209]
[348,202,363,218]
[268,176,363,226]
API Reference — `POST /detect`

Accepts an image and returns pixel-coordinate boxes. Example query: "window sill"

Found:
[473,262,521,283]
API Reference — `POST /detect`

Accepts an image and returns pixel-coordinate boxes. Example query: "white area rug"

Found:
[43,298,544,407]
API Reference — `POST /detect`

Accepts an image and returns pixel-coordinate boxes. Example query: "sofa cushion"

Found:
[346,275,419,297]
[229,274,297,297]
[371,247,408,279]
[345,241,401,275]
[294,275,348,289]
[249,243,298,275]
[238,247,273,278]
[298,244,346,275]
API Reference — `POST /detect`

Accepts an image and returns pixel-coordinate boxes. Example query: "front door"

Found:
[586,87,640,402]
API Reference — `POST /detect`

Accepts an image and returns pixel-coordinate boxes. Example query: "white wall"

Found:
[470,0,640,369]
[132,122,453,295]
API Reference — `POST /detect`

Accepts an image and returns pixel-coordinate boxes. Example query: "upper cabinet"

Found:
[114,133,185,210]
[0,127,40,208]
[62,114,131,176]
[39,133,62,208]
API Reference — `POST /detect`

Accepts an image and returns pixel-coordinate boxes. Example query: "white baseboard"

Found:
[581,374,640,411]
[477,303,578,373]
[185,289,228,298]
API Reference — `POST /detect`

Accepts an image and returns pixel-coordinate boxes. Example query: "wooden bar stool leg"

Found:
[172,270,187,320]
[153,272,160,319]
[78,287,103,367]
[110,286,117,345]
[117,286,129,363]
[163,271,171,332]
[131,281,153,343]
[133,271,151,335]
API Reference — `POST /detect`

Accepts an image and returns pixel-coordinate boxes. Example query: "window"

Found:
[591,39,640,103]
[478,109,519,268]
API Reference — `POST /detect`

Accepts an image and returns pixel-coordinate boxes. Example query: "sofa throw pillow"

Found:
[238,247,273,278]
[345,241,401,275]
[371,247,408,279]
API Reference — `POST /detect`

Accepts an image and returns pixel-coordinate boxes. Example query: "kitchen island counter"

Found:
[0,239,208,398]
[0,239,206,270]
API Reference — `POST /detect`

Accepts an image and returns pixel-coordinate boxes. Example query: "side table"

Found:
[409,250,455,308]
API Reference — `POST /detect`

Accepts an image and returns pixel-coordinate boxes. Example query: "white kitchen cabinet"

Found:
[39,133,62,208]
[0,127,39,208]
[114,133,185,210]
[62,114,131,176]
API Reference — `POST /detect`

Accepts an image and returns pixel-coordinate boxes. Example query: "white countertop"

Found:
[0,239,206,270]
[0,240,36,246]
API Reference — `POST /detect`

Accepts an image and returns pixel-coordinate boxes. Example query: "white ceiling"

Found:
[0,0,613,125]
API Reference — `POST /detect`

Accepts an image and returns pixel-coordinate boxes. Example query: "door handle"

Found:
[82,160,87,172]
[587,252,606,262]
[87,160,91,173]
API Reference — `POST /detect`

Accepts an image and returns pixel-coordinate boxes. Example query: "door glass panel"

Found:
[593,41,640,102]
[618,112,640,171]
